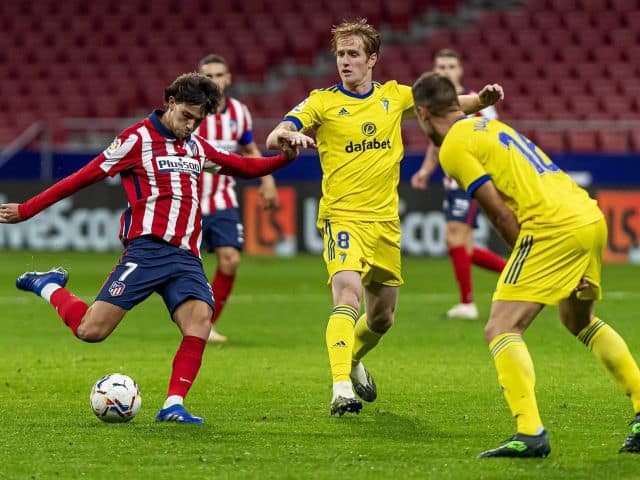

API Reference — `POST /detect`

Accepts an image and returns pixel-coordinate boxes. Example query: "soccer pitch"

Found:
[1,251,639,479]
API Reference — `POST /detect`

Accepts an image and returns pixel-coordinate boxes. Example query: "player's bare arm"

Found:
[472,180,520,248]
[458,84,504,115]
[240,141,280,210]
[266,121,316,150]
[411,144,440,190]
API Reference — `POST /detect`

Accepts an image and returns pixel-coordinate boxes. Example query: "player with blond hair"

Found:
[267,20,503,416]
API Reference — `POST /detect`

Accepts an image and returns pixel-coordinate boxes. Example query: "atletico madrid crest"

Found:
[108,281,126,297]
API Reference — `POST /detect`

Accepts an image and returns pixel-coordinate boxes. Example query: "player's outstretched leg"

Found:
[16,267,69,295]
[16,267,90,337]
[478,431,551,458]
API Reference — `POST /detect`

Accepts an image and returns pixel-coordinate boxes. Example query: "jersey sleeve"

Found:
[439,129,490,196]
[282,90,323,132]
[194,136,225,173]
[398,84,416,119]
[96,132,141,176]
[238,103,254,146]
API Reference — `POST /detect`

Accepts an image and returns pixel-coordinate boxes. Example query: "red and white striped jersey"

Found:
[97,110,228,256]
[443,88,498,191]
[195,97,254,214]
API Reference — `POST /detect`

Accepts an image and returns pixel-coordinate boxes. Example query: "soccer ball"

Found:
[90,373,142,423]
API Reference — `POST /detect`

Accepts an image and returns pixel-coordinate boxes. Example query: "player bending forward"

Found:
[412,71,640,457]
[0,73,306,424]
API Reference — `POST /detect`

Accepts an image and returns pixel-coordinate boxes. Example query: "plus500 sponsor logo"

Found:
[344,138,391,153]
[155,156,201,175]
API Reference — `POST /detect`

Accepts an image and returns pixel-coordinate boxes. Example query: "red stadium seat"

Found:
[598,130,631,153]
[566,131,598,152]
[630,131,640,151]
[534,130,566,153]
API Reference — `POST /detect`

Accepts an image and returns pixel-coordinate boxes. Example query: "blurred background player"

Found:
[411,49,506,320]
[412,71,640,457]
[0,73,301,424]
[196,54,280,343]
[267,20,502,416]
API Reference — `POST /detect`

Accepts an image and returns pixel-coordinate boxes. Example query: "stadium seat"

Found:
[598,130,631,153]
[566,131,598,152]
[534,130,566,153]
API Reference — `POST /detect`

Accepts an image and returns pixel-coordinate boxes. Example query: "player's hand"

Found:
[575,277,590,292]
[0,203,23,223]
[411,169,430,190]
[278,131,316,149]
[478,84,504,107]
[259,176,280,211]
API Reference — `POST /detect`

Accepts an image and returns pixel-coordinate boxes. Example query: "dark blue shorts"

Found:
[443,189,479,228]
[201,208,244,253]
[95,237,214,316]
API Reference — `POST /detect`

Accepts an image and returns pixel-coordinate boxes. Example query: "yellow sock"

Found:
[578,317,640,413]
[352,314,383,366]
[489,333,543,435]
[326,305,358,383]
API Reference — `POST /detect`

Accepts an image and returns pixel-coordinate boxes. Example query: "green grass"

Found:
[1,251,639,479]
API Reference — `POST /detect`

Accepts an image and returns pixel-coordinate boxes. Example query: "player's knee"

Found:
[218,249,241,273]
[369,310,394,333]
[76,322,108,343]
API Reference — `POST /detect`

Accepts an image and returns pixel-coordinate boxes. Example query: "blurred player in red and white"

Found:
[196,54,279,343]
[0,73,305,424]
[411,49,506,319]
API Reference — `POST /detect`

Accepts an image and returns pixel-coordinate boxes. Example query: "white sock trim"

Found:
[163,395,184,409]
[332,381,354,400]
[41,284,61,302]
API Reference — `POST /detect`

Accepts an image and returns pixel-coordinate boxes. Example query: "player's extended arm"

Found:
[240,141,280,210]
[206,144,299,179]
[459,84,504,115]
[411,144,440,190]
[472,180,520,248]
[0,157,109,223]
[266,121,316,150]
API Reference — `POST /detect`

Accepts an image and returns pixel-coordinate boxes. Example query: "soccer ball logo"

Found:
[90,373,142,423]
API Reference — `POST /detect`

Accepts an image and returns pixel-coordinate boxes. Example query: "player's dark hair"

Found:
[412,72,461,116]
[331,18,381,58]
[164,73,221,115]
[435,48,461,62]
[198,54,228,70]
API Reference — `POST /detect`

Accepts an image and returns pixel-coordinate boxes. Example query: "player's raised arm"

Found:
[266,121,316,150]
[201,139,301,179]
[458,84,504,115]
[0,156,110,223]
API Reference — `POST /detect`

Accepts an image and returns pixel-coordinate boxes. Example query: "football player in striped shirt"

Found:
[411,49,506,320]
[0,73,308,424]
[412,71,640,457]
[196,54,280,343]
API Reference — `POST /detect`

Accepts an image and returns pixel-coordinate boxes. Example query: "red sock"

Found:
[471,247,507,273]
[449,246,473,304]
[167,336,206,398]
[211,268,235,324]
[50,288,88,337]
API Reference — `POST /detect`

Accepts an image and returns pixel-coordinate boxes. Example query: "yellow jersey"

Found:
[284,81,414,221]
[439,117,602,230]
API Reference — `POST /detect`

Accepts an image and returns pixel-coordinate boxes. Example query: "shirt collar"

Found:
[337,83,374,99]
[148,109,178,140]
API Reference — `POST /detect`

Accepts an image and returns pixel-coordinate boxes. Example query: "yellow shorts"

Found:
[318,218,403,287]
[493,217,606,305]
